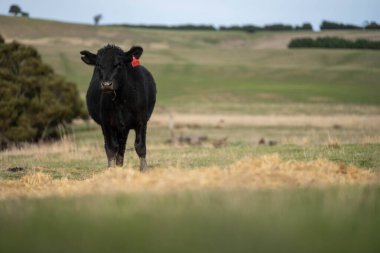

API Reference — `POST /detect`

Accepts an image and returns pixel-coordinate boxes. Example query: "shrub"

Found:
[0,38,87,149]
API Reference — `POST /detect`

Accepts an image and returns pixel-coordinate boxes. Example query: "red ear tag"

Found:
[131,56,140,67]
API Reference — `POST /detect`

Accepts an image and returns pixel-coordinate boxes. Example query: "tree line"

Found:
[288,37,380,50]
[220,23,313,32]
[109,21,380,32]
[109,23,312,32]
[320,21,380,30]
[107,24,217,31]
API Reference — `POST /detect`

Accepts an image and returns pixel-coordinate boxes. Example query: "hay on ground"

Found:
[0,155,377,199]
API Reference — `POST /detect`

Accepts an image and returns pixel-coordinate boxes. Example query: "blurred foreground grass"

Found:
[1,187,379,253]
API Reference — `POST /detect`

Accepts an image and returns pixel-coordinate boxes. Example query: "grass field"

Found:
[0,15,380,252]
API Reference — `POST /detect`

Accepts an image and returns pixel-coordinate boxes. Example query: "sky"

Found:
[1,0,379,30]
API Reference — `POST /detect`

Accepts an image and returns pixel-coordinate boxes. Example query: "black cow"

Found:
[80,45,156,171]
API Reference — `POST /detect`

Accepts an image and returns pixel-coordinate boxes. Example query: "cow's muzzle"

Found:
[101,81,114,92]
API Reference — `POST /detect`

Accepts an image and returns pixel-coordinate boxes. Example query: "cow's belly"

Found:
[100,109,136,131]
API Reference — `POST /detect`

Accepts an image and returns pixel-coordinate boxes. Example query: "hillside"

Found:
[2,15,380,48]
[1,15,380,108]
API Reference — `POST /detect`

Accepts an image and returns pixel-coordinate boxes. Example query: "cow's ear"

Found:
[80,50,97,65]
[124,46,143,61]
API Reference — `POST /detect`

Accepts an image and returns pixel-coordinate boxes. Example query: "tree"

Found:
[0,37,87,149]
[9,4,21,16]
[94,14,102,26]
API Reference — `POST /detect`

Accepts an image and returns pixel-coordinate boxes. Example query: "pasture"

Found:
[0,15,380,252]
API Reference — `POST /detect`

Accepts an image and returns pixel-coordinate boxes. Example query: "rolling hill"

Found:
[1,15,380,108]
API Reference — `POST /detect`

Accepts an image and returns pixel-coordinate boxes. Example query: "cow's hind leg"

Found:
[134,122,148,172]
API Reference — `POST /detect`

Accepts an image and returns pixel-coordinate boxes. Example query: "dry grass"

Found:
[0,154,376,199]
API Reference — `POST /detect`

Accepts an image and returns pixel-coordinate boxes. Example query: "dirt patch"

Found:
[149,42,170,50]
[0,155,376,199]
[151,113,380,128]
[254,93,287,101]
[17,37,100,47]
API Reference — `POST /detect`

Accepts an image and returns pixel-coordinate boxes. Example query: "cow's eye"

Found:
[114,62,122,69]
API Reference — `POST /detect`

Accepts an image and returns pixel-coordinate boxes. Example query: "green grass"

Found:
[1,187,379,253]
[69,49,380,106]
[257,144,380,169]
[3,143,378,180]
[151,62,380,106]
[1,123,379,180]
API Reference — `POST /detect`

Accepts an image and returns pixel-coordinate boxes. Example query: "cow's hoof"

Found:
[140,158,148,172]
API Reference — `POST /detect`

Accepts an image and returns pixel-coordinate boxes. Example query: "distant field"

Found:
[1,15,380,108]
[1,15,380,253]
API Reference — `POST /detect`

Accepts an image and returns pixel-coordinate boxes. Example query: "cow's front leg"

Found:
[134,122,148,172]
[102,126,119,168]
[115,130,129,167]
[104,140,117,167]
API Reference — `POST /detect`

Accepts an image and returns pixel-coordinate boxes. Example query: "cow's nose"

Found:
[101,81,112,87]
[101,81,113,90]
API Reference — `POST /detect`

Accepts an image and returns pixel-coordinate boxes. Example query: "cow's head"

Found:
[80,45,143,92]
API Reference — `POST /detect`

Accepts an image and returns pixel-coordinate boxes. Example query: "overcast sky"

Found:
[1,0,379,29]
